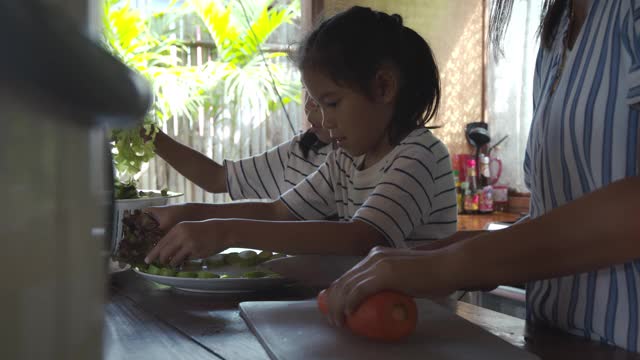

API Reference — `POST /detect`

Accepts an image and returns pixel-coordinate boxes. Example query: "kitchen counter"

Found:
[105,271,640,360]
[457,212,522,231]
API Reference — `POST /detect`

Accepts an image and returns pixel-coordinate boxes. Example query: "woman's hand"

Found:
[144,219,230,267]
[325,246,460,327]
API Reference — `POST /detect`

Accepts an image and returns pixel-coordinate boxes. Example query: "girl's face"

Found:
[304,93,332,144]
[302,67,398,166]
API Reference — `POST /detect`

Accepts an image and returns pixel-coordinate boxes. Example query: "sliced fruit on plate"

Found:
[242,271,270,279]
[205,254,225,268]
[159,268,176,277]
[223,252,241,265]
[176,271,197,278]
[147,264,161,275]
[238,250,258,266]
[197,271,220,279]
[256,250,273,264]
[181,260,203,271]
[224,251,258,267]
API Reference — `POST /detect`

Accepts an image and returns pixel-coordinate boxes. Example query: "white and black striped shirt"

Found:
[224,133,332,200]
[525,0,640,351]
[280,128,457,248]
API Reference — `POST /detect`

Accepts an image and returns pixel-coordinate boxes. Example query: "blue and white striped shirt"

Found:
[524,0,640,351]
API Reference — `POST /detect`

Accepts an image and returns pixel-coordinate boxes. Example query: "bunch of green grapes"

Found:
[111,121,158,178]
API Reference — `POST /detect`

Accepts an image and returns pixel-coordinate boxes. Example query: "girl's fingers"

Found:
[169,247,192,268]
[146,228,179,265]
[144,238,164,264]
[156,236,183,265]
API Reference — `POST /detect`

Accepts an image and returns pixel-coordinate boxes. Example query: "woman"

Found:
[324,0,640,352]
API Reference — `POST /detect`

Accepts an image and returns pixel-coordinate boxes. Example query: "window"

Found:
[486,0,542,193]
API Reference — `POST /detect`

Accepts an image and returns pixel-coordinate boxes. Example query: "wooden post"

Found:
[300,0,324,129]
[302,0,325,31]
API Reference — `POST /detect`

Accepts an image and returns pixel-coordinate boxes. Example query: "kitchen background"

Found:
[113,0,539,210]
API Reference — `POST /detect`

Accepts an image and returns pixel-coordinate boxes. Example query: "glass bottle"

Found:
[463,159,479,214]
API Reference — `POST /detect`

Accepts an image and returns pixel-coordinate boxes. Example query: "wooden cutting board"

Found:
[240,299,539,360]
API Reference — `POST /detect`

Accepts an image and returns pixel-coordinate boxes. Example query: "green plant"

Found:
[102,0,301,180]
[190,0,301,142]
[102,0,207,179]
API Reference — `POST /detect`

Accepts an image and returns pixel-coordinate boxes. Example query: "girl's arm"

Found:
[146,199,295,232]
[145,200,388,265]
[220,218,386,255]
[153,130,227,193]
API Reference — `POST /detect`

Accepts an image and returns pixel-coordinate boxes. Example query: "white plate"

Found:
[114,190,183,204]
[133,248,293,293]
[133,268,292,293]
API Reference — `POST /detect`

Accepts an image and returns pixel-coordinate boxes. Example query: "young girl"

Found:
[144,6,456,267]
[146,93,331,200]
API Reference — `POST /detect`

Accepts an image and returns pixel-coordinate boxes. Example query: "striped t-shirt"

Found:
[524,0,640,351]
[224,132,332,200]
[280,128,457,248]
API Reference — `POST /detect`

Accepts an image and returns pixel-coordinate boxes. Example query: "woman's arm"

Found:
[450,176,640,289]
[412,230,487,251]
[324,177,640,325]
[153,130,227,193]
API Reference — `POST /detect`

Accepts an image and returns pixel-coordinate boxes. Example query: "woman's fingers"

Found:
[338,256,393,316]
[343,275,383,316]
[327,256,384,326]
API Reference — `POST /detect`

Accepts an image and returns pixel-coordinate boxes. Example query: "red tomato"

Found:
[316,289,417,342]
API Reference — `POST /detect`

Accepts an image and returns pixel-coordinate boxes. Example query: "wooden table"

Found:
[105,270,640,360]
[457,212,522,231]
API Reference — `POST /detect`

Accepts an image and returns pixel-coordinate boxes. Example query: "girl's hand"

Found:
[143,204,190,232]
[144,220,230,267]
[139,124,158,143]
[325,246,460,327]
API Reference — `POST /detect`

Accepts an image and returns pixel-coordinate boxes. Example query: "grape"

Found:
[159,268,176,276]
[196,271,219,279]
[176,271,197,278]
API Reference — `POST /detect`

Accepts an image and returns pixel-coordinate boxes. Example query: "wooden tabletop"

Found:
[457,212,522,231]
[105,270,640,360]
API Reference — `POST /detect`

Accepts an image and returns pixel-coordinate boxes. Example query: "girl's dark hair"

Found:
[299,129,326,158]
[490,0,568,58]
[295,6,440,145]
